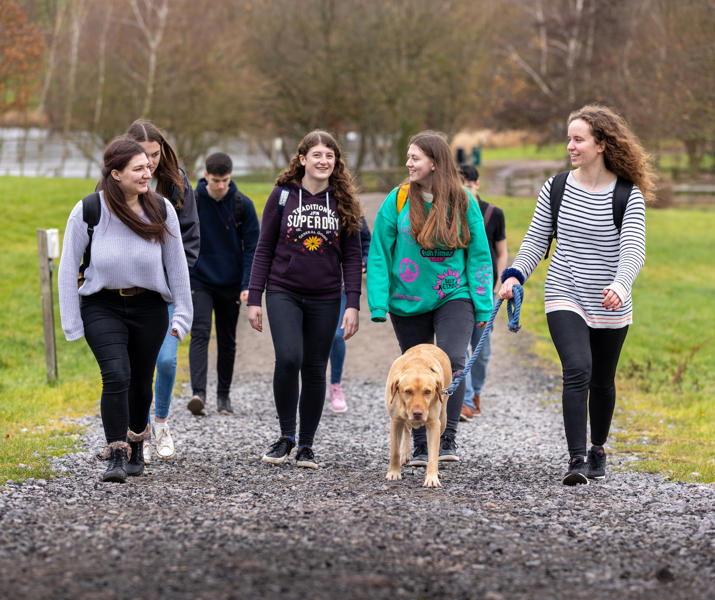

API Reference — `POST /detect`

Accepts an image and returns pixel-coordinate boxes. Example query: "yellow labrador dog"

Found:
[385,343,452,488]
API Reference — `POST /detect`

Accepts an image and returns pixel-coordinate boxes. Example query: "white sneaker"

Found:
[153,423,175,459]
[143,440,153,465]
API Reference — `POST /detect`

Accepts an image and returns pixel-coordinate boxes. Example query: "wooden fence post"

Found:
[37,229,58,382]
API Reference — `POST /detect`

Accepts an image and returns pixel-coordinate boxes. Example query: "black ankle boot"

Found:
[102,443,128,483]
[126,424,150,476]
[126,440,144,476]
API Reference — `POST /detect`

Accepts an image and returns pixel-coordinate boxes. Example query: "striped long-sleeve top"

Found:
[510,172,646,328]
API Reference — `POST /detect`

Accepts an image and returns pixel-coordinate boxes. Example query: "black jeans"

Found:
[547,310,629,457]
[81,290,168,444]
[265,291,341,448]
[189,285,241,399]
[390,299,475,444]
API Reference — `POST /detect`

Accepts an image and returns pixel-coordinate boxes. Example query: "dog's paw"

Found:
[423,473,442,488]
[400,453,410,466]
[386,470,403,481]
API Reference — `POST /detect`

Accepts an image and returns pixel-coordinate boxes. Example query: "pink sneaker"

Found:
[329,383,347,413]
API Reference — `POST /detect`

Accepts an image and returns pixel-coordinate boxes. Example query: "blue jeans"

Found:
[328,292,347,384]
[463,325,491,407]
[152,303,179,420]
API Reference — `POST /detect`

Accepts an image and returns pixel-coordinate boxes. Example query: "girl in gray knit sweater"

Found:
[58,136,192,483]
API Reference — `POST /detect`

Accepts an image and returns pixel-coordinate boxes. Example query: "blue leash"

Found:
[444,284,524,396]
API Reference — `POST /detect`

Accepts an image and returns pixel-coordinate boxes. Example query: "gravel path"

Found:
[1,193,712,599]
[1,318,713,599]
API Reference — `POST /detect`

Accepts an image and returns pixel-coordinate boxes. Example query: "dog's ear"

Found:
[435,379,447,403]
[390,376,401,400]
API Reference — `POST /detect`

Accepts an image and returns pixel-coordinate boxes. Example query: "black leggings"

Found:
[547,310,629,457]
[81,291,168,443]
[265,291,341,448]
[390,299,475,444]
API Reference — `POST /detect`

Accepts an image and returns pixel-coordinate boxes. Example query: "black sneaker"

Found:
[586,446,607,480]
[562,456,589,486]
[407,443,428,467]
[217,396,234,415]
[438,435,459,462]
[262,437,295,464]
[296,446,318,469]
[187,392,207,416]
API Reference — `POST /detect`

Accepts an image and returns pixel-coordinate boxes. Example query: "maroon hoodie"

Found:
[247,183,362,308]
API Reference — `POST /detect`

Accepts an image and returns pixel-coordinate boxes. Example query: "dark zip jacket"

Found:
[189,178,259,290]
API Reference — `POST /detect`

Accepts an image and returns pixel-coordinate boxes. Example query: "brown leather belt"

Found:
[105,287,147,296]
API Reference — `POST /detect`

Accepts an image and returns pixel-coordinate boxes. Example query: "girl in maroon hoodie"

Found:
[247,131,363,468]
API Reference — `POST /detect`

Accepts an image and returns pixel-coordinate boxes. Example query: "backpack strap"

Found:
[482,203,495,229]
[396,184,409,214]
[612,177,633,232]
[78,192,101,285]
[544,171,570,260]
[277,186,290,218]
[232,191,247,234]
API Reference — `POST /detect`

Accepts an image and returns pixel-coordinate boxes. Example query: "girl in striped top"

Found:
[499,105,656,486]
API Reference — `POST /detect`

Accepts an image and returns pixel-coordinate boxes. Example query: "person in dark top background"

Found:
[458,164,507,421]
[187,152,259,416]
[247,130,363,469]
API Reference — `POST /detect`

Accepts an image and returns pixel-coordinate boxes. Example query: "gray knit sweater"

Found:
[58,192,193,341]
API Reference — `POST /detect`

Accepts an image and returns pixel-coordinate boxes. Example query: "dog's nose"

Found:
[411,409,424,419]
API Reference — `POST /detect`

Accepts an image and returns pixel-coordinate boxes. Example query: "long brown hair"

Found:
[127,119,187,209]
[568,105,657,201]
[98,136,169,243]
[276,130,362,234]
[406,131,470,249]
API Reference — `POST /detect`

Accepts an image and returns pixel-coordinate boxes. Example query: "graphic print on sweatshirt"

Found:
[284,201,341,252]
[472,263,492,296]
[433,268,462,299]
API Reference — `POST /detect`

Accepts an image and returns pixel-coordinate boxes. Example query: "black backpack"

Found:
[544,171,633,259]
[77,192,167,286]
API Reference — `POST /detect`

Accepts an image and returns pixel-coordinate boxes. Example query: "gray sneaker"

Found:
[438,435,459,462]
[217,396,234,415]
[563,456,589,486]
[407,443,428,467]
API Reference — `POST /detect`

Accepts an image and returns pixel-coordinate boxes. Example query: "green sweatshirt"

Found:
[367,187,493,322]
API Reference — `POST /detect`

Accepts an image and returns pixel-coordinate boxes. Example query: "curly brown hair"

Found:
[568,105,657,201]
[99,136,170,243]
[405,131,470,250]
[275,130,362,234]
[127,119,187,209]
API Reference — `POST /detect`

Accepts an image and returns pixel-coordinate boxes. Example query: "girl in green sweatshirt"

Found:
[367,131,493,465]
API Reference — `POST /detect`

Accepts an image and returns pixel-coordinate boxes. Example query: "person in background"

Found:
[126,119,199,462]
[187,152,259,416]
[499,105,652,485]
[58,136,192,483]
[458,165,507,421]
[327,216,371,413]
[247,130,363,469]
[367,131,493,466]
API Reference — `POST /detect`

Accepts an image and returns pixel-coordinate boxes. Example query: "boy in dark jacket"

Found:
[187,153,260,415]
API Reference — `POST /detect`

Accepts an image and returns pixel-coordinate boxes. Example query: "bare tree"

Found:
[58,0,88,176]
[128,0,169,117]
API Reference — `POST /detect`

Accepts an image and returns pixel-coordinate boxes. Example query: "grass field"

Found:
[496,196,715,482]
[0,176,272,483]
[1,176,713,484]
